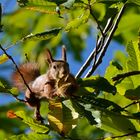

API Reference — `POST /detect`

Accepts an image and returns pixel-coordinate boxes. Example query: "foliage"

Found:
[0,0,140,140]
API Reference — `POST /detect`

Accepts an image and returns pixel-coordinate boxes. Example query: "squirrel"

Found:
[12,47,78,121]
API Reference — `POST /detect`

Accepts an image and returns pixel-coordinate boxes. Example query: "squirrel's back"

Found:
[12,62,40,91]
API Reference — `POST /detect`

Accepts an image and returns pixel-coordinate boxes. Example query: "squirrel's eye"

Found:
[53,65,56,69]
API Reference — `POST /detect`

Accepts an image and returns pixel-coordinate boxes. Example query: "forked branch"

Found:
[76,3,126,78]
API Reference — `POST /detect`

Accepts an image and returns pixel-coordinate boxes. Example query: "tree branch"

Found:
[75,17,114,78]
[112,71,140,81]
[85,4,126,77]
[88,0,104,37]
[123,101,140,110]
[0,44,33,94]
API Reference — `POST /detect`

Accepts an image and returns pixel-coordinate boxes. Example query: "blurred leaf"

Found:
[15,111,49,133]
[17,0,57,14]
[0,80,19,96]
[0,54,9,64]
[21,28,62,41]
[63,0,75,8]
[48,0,68,5]
[115,12,140,43]
[127,0,140,6]
[7,132,51,140]
[78,76,116,95]
[48,100,77,135]
[65,9,90,31]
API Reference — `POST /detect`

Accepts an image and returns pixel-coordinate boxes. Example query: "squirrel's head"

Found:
[46,46,70,80]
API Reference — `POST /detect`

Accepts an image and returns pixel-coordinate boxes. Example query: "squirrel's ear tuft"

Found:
[62,45,67,62]
[45,49,54,64]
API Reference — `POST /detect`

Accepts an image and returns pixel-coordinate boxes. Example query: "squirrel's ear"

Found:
[45,49,54,64]
[62,45,67,62]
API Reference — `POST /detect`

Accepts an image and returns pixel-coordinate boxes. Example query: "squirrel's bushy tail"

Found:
[12,62,40,91]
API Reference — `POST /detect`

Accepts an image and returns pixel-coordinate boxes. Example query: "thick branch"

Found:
[85,4,126,77]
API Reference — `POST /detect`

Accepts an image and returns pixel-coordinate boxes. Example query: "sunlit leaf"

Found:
[48,100,78,134]
[101,111,136,136]
[15,111,49,133]
[0,80,19,96]
[0,54,8,64]
[65,9,90,31]
[21,28,62,41]
[126,41,140,71]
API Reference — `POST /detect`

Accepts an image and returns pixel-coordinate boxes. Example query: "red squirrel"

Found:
[12,47,78,121]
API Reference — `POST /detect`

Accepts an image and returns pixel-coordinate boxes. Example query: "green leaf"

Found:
[101,111,136,135]
[21,28,62,41]
[15,111,49,133]
[127,0,140,6]
[7,132,51,140]
[0,54,9,64]
[126,41,140,71]
[79,76,116,95]
[48,0,68,5]
[65,9,90,31]
[125,85,140,100]
[9,87,19,96]
[77,94,123,112]
[96,0,123,4]
[71,99,97,125]
[0,80,19,96]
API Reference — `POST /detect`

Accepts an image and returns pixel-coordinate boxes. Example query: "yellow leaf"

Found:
[48,100,78,135]
[0,54,8,64]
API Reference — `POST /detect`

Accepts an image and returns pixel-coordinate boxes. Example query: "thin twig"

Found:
[88,0,104,37]
[0,44,33,94]
[14,96,27,103]
[123,101,140,110]
[75,17,114,78]
[112,71,140,81]
[85,4,126,77]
